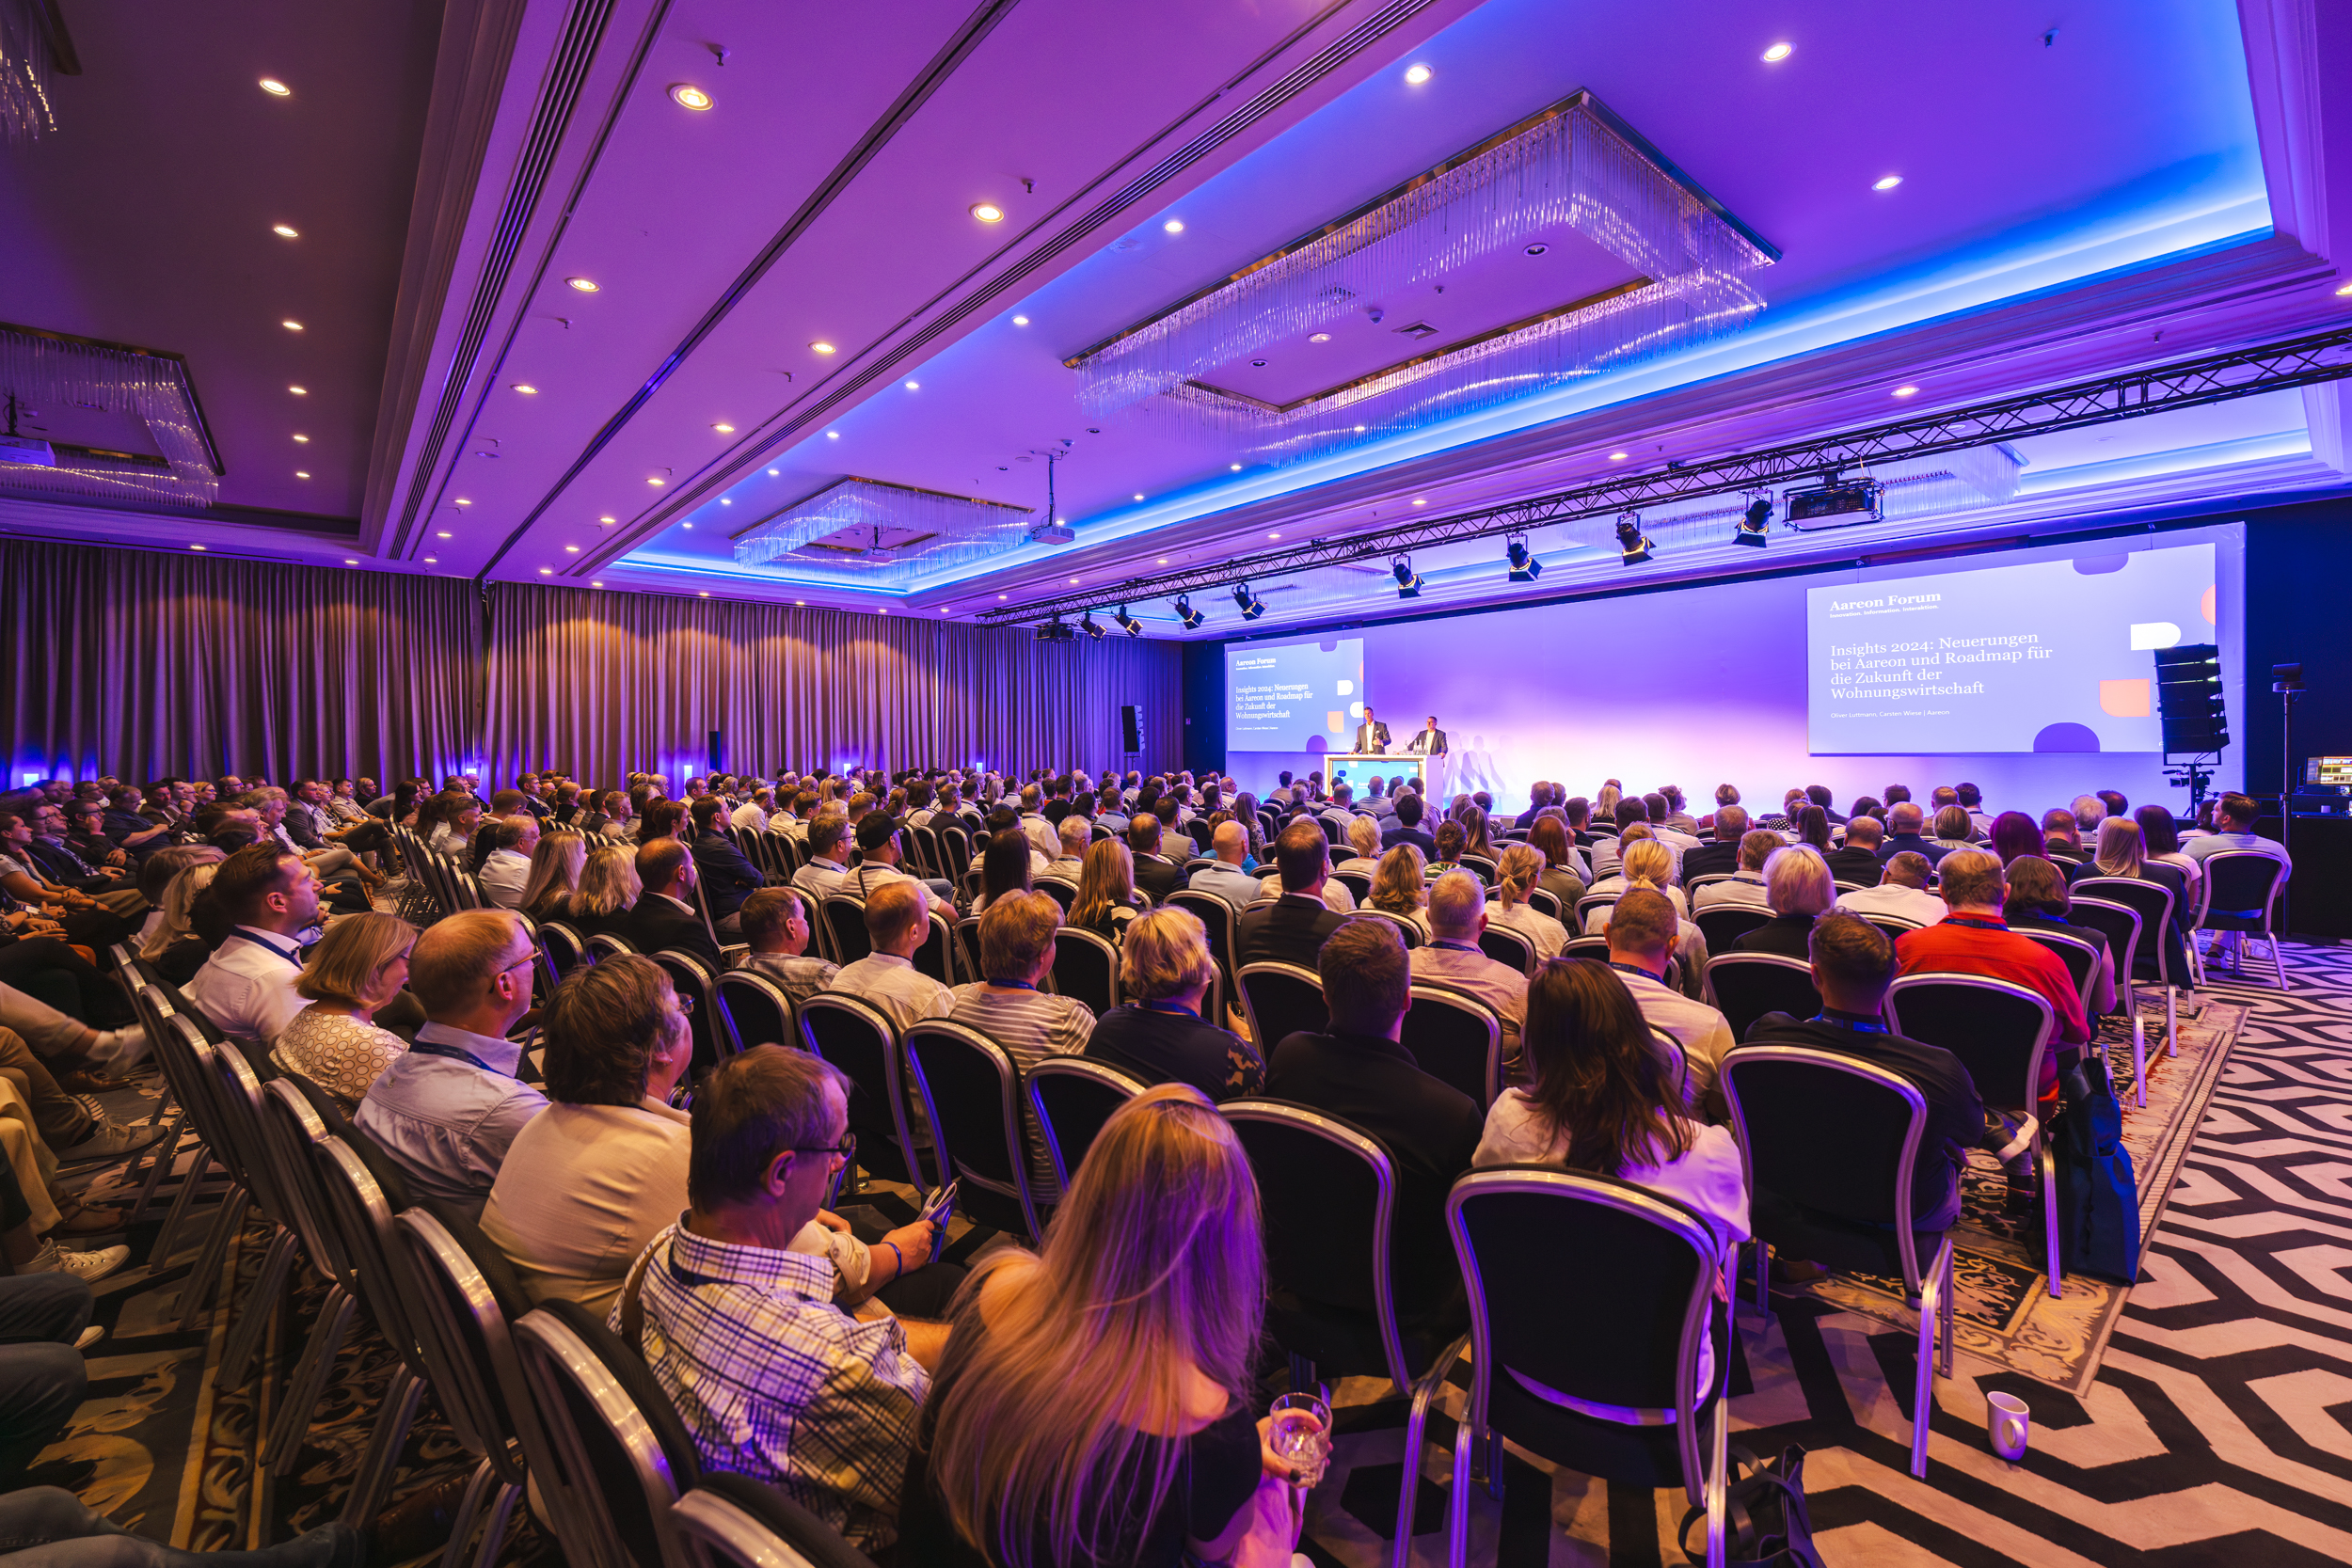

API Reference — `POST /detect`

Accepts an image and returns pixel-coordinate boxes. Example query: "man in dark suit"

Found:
[1128,816,1185,905]
[1379,791,1437,856]
[1353,707,1391,755]
[623,838,724,968]
[1406,716,1447,756]
[1263,916,1481,1328]
[1873,802,1951,869]
[1237,819,1346,967]
[689,797,765,933]
[1678,805,1748,881]
[1826,814,1887,886]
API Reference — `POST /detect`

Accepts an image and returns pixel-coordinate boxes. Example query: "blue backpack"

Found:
[2055,1092,2139,1284]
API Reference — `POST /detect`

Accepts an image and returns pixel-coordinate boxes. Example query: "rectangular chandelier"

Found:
[1068,90,1776,466]
[732,477,1037,586]
[0,322,225,506]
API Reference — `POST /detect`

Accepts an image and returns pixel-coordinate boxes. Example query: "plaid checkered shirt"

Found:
[617,1218,930,1551]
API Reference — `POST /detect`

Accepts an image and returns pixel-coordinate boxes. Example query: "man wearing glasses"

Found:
[357,910,548,1214]
[623,1046,956,1556]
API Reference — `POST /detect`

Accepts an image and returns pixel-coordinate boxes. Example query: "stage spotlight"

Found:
[1079,610,1106,640]
[1232,582,1265,621]
[1391,555,1422,599]
[1735,497,1772,548]
[1034,618,1076,643]
[1505,533,1542,582]
[1614,512,1654,565]
[1114,605,1143,636]
[1174,594,1205,629]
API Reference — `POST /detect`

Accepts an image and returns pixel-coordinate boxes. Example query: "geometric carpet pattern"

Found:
[1304,940,2352,1565]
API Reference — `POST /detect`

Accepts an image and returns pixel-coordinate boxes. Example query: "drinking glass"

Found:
[1267,1391,1332,1489]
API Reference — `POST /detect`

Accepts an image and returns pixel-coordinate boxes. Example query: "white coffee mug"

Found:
[1987,1391,2030,1461]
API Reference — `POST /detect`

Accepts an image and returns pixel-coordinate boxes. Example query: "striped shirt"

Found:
[824,954,954,1035]
[946,983,1095,1198]
[622,1220,929,1552]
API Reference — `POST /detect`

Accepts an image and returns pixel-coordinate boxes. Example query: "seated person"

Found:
[1409,870,1528,1062]
[1085,908,1261,1101]
[1125,816,1186,905]
[625,1048,948,1555]
[1425,818,1468,878]
[1874,802,1953,869]
[1835,851,1947,927]
[1524,815,1588,904]
[791,811,853,903]
[737,886,839,1008]
[1824,814,1887,885]
[275,911,415,1111]
[948,893,1095,1197]
[2002,855,2116,1017]
[562,844,643,941]
[1185,821,1262,910]
[485,955,696,1312]
[1333,813,1384,877]
[1263,917,1481,1335]
[1363,845,1430,940]
[1738,915,1992,1228]
[356,910,547,1214]
[477,816,541,910]
[2040,808,2089,864]
[1895,850,2086,1101]
[1235,820,1346,968]
[689,798,765,932]
[1380,790,1437,855]
[1677,804,1746,881]
[1602,890,1733,1112]
[1732,846,1838,958]
[824,881,954,1032]
[518,830,588,924]
[1692,830,1778,911]
[1486,844,1569,959]
[1929,804,1979,854]
[1583,834,1689,921]
[1067,839,1143,942]
[184,844,323,1045]
[622,839,723,968]
[968,829,1033,917]
[1045,815,1089,878]
[898,1086,1308,1568]
[1474,958,1747,1382]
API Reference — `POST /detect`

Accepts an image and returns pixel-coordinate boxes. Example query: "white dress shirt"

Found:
[1692,872,1771,911]
[1612,965,1735,1111]
[1256,876,1356,913]
[479,847,532,909]
[483,1096,691,1315]
[356,1021,549,1214]
[731,801,770,832]
[793,858,850,903]
[184,927,310,1044]
[1835,882,1948,926]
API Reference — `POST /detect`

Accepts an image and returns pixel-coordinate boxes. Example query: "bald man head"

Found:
[1212,820,1248,865]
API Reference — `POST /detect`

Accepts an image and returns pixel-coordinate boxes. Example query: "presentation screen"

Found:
[1227,636,1363,749]
[1806,541,2216,754]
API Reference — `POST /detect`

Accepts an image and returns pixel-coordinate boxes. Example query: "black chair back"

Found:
[673,1472,881,1568]
[952,915,986,988]
[395,1205,537,1489]
[819,895,872,964]
[1168,890,1238,993]
[1027,1056,1146,1190]
[910,824,945,879]
[1400,986,1502,1107]
[2199,849,2289,928]
[913,911,957,986]
[1235,961,1328,1051]
[1883,974,2054,1112]
[798,993,927,1190]
[1033,876,1079,912]
[714,969,795,1053]
[2073,877,2175,981]
[1050,927,1121,1016]
[650,948,737,1069]
[1478,923,1536,975]
[539,921,592,979]
[1692,903,1773,955]
[904,1019,1043,1243]
[2016,927,2103,1013]
[1703,953,1822,1044]
[1458,854,1499,886]
[2064,898,2141,989]
[1528,887,1564,921]
[939,824,973,881]
[1354,908,1423,949]
[1721,1046,1934,1275]
[588,932,640,959]
[1331,869,1374,905]
[1564,934,1611,961]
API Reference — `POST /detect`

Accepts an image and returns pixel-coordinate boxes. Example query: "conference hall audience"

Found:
[1691,830,1776,911]
[688,798,762,932]
[1409,870,1529,1061]
[1732,847,1839,959]
[1486,844,1569,958]
[1186,821,1263,909]
[946,893,1095,1197]
[1082,908,1262,1100]
[356,909,547,1214]
[737,887,839,1010]
[1835,851,1947,927]
[825,881,953,1032]
[1602,889,1733,1111]
[274,911,414,1111]
[1236,819,1346,967]
[1895,849,2086,1102]
[1263,916,1480,1336]
[476,816,540,910]
[184,845,324,1045]
[1824,813,1886,884]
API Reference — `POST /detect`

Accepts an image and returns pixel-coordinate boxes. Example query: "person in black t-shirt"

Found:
[1085,909,1262,1101]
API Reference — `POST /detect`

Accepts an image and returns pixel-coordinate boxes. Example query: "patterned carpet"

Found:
[1303,938,2352,1566]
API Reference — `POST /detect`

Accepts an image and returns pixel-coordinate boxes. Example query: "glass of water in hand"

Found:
[1268,1391,1332,1489]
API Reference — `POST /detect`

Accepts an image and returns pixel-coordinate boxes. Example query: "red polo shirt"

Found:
[1895,915,2090,1102]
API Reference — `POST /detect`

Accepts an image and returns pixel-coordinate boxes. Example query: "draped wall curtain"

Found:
[1,539,481,784]
[480,584,1184,784]
[1,540,1184,785]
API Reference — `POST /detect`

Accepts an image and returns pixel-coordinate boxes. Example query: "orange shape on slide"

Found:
[2201,583,2216,626]
[2100,678,2152,718]
[1327,711,1344,733]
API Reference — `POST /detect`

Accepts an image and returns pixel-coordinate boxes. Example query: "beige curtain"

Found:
[0,540,1183,786]
[481,584,1184,785]
[1,539,480,784]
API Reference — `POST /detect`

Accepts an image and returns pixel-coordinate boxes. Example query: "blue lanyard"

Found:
[986,978,1037,990]
[240,930,305,968]
[1809,1012,1888,1035]
[1608,960,1663,984]
[407,1037,503,1075]
[1138,999,1199,1019]
[1944,915,2008,931]
[1432,940,1481,954]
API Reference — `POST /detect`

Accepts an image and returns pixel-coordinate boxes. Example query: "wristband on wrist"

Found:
[882,1241,904,1276]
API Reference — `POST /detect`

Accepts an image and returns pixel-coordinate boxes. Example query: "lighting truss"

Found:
[980,323,2352,626]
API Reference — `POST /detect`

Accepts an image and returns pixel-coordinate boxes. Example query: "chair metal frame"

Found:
[818,895,871,966]
[1400,984,1503,1108]
[652,947,740,1064]
[513,1307,695,1568]
[1026,1055,1147,1191]
[797,992,928,1193]
[1234,960,1328,1053]
[1049,926,1123,1016]
[311,1136,431,1528]
[1476,922,1537,976]
[672,1478,877,1568]
[1721,1046,1955,1477]
[2189,849,2293,992]
[2019,919,2146,1108]
[714,969,799,1054]
[1698,952,1820,1045]
[2074,876,2184,1053]
[904,1017,1047,1244]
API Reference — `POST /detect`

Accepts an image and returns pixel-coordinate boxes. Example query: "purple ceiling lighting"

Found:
[733,476,1034,583]
[1070,92,1774,466]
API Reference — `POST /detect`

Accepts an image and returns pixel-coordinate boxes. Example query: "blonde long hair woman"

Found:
[520,829,588,922]
[1068,838,1142,941]
[1368,843,1431,937]
[140,853,226,962]
[1585,838,1688,927]
[276,911,415,1109]
[1489,844,1569,958]
[899,1085,1304,1568]
[564,843,642,939]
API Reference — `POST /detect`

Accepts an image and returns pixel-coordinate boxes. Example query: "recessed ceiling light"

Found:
[259,78,291,96]
[454,498,471,506]
[683,522,693,530]
[539,567,552,575]
[1268,531,1281,539]
[795,599,803,605]
[1762,41,1792,61]
[1133,493,1144,501]
[1412,498,1425,506]
[1873,175,1904,191]
[904,381,919,391]
[1524,243,1549,257]
[826,431,839,439]
[344,559,357,564]
[2335,281,2352,296]
[1404,63,1433,85]
[1892,384,1919,398]
[1012,315,1029,325]
[1310,333,1331,343]
[720,499,731,505]
[1250,358,1267,368]
[564,544,580,551]
[437,531,452,538]
[1156,557,1168,565]
[512,384,537,394]
[292,434,309,442]
[768,467,779,475]
[1230,463,1242,471]
[970,202,1005,223]
[648,477,664,485]
[698,591,709,597]
[879,608,887,615]
[289,385,307,395]
[565,277,599,293]
[713,422,734,433]
[808,341,836,356]
[1069,576,1079,584]
[670,84,712,111]
[281,320,303,331]
[1163,218,1184,233]
[189,543,206,550]
[272,224,299,239]
[998,594,1008,600]
[599,515,615,523]
[592,581,603,588]
[1608,451,1629,461]
[294,469,310,478]
[425,556,437,562]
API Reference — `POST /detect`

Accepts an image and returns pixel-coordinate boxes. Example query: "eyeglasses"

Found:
[790,1132,856,1162]
[672,993,695,1016]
